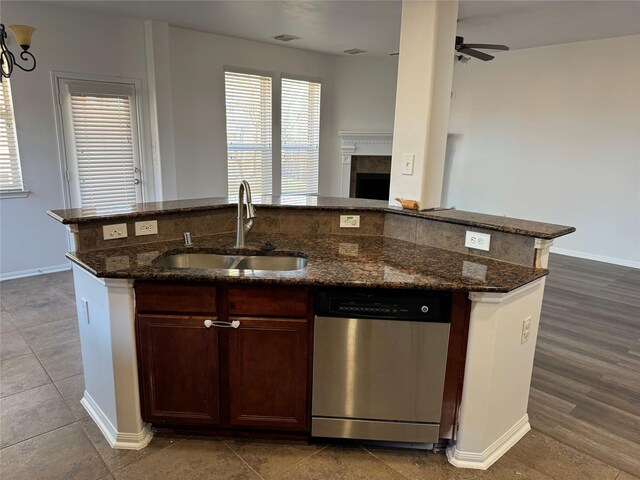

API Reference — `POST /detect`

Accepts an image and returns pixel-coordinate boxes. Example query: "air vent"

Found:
[273,34,302,42]
[343,48,367,55]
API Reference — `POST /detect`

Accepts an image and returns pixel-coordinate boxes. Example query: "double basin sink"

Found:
[154,252,308,272]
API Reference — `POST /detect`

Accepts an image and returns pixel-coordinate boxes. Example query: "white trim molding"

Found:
[338,132,393,197]
[82,390,153,450]
[447,414,530,469]
[550,247,640,269]
[0,263,71,281]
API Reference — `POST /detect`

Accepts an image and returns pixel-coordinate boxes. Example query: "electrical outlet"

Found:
[521,316,532,344]
[135,220,158,236]
[340,215,360,228]
[102,223,128,240]
[402,153,415,175]
[80,297,90,324]
[465,231,491,251]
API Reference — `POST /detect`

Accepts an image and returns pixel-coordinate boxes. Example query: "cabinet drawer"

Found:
[228,286,308,317]
[135,282,216,314]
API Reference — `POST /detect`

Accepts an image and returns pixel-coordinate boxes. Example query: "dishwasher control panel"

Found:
[316,289,451,322]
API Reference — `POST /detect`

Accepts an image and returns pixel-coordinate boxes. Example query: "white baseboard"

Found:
[0,263,71,281]
[447,414,530,470]
[81,391,153,450]
[550,247,640,269]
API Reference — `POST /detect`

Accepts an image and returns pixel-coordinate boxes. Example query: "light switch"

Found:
[402,153,415,175]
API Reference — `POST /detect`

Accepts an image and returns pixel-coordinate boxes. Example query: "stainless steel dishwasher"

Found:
[312,289,451,444]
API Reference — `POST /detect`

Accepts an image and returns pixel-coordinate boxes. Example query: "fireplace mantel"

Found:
[338,132,393,197]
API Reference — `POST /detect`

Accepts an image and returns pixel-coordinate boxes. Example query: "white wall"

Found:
[446,35,640,267]
[0,2,151,278]
[169,27,337,198]
[333,56,398,133]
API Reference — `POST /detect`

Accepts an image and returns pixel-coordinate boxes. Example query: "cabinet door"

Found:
[138,315,219,425]
[227,317,309,431]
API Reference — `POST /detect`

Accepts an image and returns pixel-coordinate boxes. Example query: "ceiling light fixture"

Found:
[273,34,301,42]
[0,23,36,81]
[343,48,367,55]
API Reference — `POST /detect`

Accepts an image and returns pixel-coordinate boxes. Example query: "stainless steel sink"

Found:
[235,255,308,271]
[154,253,307,271]
[154,253,236,269]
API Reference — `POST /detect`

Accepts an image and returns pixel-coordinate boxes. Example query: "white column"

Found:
[144,20,177,201]
[73,265,152,450]
[447,279,545,469]
[389,0,458,209]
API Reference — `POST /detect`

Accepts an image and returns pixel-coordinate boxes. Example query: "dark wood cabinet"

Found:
[228,317,309,430]
[137,314,220,425]
[135,282,312,435]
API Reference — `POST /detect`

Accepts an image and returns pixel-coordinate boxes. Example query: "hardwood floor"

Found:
[530,253,640,477]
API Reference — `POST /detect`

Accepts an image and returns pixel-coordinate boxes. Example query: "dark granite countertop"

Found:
[48,196,575,240]
[67,232,548,292]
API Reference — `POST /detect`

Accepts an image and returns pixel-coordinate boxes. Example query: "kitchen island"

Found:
[48,196,574,470]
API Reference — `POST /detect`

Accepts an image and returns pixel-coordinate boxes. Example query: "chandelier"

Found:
[0,23,36,81]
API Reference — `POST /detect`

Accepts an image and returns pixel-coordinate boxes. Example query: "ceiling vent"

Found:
[273,34,301,42]
[343,48,367,55]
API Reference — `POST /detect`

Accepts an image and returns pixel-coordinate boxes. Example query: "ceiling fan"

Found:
[455,36,509,62]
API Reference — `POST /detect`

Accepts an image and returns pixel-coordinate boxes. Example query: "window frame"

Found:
[0,78,28,198]
[280,74,322,196]
[223,66,275,198]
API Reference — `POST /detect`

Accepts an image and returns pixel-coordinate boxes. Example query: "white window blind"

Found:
[224,70,273,197]
[281,77,321,195]
[68,89,139,209]
[0,79,24,192]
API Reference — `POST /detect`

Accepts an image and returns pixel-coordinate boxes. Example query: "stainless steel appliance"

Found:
[312,289,451,443]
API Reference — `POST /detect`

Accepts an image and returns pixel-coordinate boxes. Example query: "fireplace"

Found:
[339,132,393,198]
[355,173,391,200]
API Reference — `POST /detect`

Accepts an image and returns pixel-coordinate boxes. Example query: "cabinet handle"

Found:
[209,320,240,329]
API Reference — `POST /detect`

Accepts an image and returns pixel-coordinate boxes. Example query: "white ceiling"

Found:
[52,0,640,57]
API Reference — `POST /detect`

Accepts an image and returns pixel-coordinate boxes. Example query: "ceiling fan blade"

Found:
[464,43,510,51]
[459,48,494,61]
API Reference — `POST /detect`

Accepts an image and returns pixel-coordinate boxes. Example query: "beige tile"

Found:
[0,276,54,309]
[384,213,418,243]
[0,383,75,448]
[223,437,326,479]
[55,373,88,420]
[6,295,77,329]
[279,445,406,480]
[21,316,79,352]
[80,416,187,471]
[35,340,83,381]
[0,306,17,333]
[506,431,620,480]
[617,473,640,480]
[0,330,31,360]
[113,436,261,480]
[1,353,50,398]
[0,422,110,480]
[364,446,455,480]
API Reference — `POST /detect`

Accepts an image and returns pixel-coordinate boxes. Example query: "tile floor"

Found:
[0,267,637,479]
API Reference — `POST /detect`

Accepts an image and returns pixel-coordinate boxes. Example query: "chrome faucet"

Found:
[235,180,257,248]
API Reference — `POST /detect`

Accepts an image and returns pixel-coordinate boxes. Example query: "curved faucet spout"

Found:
[236,181,256,248]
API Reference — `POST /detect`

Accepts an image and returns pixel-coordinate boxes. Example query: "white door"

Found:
[59,79,143,210]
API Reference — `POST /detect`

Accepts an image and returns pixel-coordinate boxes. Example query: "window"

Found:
[0,79,25,193]
[281,78,321,195]
[224,70,273,197]
[60,81,143,210]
